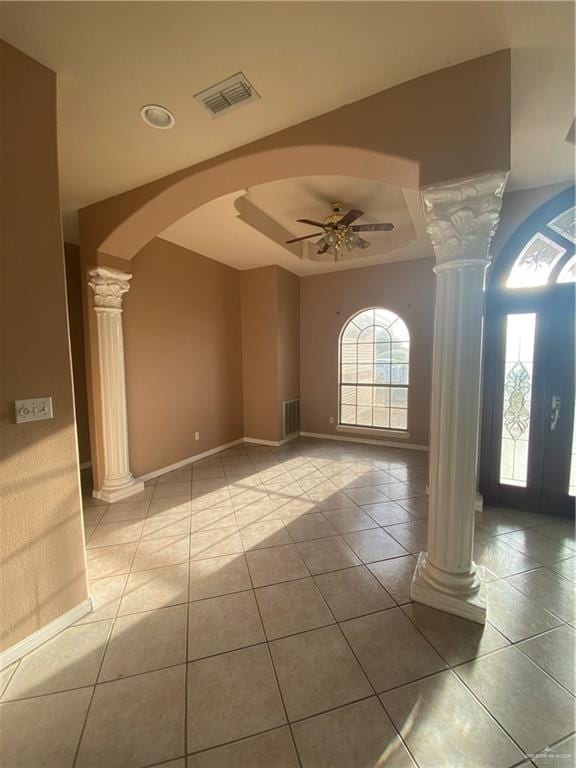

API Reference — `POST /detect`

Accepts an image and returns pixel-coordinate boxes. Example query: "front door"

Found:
[480,188,576,519]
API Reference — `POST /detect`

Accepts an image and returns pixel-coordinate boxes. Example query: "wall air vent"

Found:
[194,72,260,117]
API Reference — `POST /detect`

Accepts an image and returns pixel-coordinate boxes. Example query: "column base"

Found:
[410,552,487,624]
[93,479,145,504]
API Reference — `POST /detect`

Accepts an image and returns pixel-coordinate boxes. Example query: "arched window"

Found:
[339,308,410,431]
[501,204,575,289]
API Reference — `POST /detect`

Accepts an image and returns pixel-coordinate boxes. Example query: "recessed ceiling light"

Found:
[140,104,175,130]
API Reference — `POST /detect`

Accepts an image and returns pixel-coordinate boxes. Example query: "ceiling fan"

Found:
[285,202,394,258]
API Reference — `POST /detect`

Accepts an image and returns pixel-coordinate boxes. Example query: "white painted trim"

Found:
[93,480,145,504]
[135,438,244,483]
[0,598,94,670]
[244,434,298,448]
[411,553,486,624]
[300,431,428,452]
[119,431,428,490]
[336,425,411,440]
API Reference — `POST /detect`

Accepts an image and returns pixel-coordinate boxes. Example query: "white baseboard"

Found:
[136,438,244,483]
[299,431,428,452]
[132,430,426,487]
[244,434,298,448]
[0,597,94,671]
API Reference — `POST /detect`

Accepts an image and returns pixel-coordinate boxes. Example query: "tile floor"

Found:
[1,437,575,768]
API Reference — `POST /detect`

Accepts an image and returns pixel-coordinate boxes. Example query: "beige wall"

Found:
[80,50,510,261]
[121,238,243,477]
[0,42,88,652]
[277,268,300,424]
[300,258,436,447]
[241,266,300,442]
[241,267,279,442]
[80,50,510,485]
[64,243,91,466]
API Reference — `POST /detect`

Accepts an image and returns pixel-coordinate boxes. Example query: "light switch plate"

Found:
[15,397,53,423]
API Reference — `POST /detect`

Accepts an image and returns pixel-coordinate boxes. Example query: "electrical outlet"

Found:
[15,397,53,423]
[329,416,335,424]
[195,432,200,441]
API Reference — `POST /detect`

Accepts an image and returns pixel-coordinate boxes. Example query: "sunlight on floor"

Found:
[0,437,574,768]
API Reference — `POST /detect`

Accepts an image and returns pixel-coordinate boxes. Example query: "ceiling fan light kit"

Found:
[286,201,394,261]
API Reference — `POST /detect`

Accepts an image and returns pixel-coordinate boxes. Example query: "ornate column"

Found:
[88,267,144,503]
[411,170,507,623]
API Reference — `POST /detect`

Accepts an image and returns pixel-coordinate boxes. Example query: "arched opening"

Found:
[480,185,575,516]
[339,307,410,431]
[95,147,419,261]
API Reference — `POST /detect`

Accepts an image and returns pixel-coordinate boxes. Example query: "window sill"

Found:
[336,425,411,439]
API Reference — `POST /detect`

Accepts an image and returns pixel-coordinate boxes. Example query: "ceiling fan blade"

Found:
[285,233,322,244]
[351,223,394,232]
[296,218,325,228]
[338,208,364,227]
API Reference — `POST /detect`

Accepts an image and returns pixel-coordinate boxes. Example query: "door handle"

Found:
[550,395,561,431]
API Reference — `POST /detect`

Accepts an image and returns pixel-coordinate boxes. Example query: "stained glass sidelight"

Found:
[339,308,409,430]
[506,233,566,289]
[499,314,536,487]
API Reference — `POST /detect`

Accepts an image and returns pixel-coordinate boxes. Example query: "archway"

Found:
[96,147,419,261]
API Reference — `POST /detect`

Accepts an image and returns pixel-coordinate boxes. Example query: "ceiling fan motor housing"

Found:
[285,202,393,259]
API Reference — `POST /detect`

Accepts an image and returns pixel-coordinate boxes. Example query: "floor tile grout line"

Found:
[184,723,297,763]
[73,492,155,766]
[85,530,569,598]
[183,507,192,763]
[72,502,150,768]
[0,658,21,697]
[498,572,574,624]
[231,502,305,768]
[15,571,528,705]
[512,641,576,698]
[16,597,565,708]
[300,561,423,768]
[78,444,574,762]
[452,659,569,762]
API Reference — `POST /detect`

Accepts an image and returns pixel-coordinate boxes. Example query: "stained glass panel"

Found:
[506,233,566,289]
[499,314,536,487]
[548,206,576,245]
[339,308,410,431]
[557,255,576,284]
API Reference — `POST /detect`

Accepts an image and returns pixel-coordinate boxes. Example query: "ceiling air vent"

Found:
[194,72,260,117]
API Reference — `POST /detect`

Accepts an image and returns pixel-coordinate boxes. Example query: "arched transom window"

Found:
[339,308,410,431]
[505,205,576,289]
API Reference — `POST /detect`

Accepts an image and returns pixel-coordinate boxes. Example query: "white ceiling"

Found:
[160,175,428,275]
[1,1,574,246]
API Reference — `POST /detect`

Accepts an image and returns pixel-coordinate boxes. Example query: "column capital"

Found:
[89,266,132,310]
[421,170,508,268]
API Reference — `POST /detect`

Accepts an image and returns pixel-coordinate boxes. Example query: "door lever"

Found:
[550,395,561,431]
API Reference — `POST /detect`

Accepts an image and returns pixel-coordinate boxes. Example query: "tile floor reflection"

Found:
[1,437,574,768]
